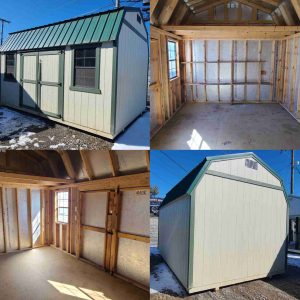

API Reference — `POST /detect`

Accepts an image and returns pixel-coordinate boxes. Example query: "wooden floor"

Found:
[0,247,148,300]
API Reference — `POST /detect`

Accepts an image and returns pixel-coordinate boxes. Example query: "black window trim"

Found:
[168,40,178,80]
[4,52,17,82]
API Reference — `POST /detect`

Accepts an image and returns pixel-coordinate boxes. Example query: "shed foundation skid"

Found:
[159,153,288,294]
[0,7,148,140]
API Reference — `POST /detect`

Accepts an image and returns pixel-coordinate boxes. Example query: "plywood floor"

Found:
[0,247,148,300]
[151,103,300,150]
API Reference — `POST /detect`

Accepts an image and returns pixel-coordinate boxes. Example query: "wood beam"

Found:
[235,0,273,14]
[79,151,94,180]
[34,151,60,178]
[0,188,6,253]
[291,0,300,21]
[0,172,73,186]
[27,189,33,248]
[49,172,150,192]
[118,232,150,243]
[58,151,76,180]
[108,151,119,177]
[279,2,295,25]
[157,0,180,25]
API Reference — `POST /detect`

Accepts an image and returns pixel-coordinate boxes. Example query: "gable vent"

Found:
[245,159,258,170]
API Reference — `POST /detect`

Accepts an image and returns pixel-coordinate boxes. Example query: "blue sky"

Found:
[150,150,300,198]
[0,0,149,40]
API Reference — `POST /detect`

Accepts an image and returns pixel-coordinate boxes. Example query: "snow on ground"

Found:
[150,247,186,296]
[112,111,150,150]
[0,107,149,150]
[288,253,300,268]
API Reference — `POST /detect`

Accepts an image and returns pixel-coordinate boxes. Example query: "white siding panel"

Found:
[115,13,148,134]
[63,45,113,134]
[208,157,281,187]
[22,82,37,108]
[159,195,190,290]
[191,174,287,292]
[23,55,36,80]
[40,85,59,114]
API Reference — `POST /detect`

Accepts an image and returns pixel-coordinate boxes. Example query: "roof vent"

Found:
[245,159,258,170]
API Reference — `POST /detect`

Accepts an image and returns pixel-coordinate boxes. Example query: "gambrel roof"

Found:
[0,7,142,52]
[151,0,300,26]
[161,152,288,208]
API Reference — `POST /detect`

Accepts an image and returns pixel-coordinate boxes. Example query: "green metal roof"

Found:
[160,152,288,208]
[0,7,137,52]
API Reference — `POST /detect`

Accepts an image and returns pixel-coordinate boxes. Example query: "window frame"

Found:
[55,190,69,224]
[167,40,178,80]
[4,53,17,82]
[70,46,101,94]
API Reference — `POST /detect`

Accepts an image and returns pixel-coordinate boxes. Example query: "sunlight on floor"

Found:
[32,212,40,244]
[48,280,111,300]
[187,129,210,150]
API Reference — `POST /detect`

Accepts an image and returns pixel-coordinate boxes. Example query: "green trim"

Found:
[21,79,36,84]
[123,19,148,43]
[206,170,284,191]
[40,81,61,87]
[188,192,194,290]
[69,46,101,94]
[110,44,118,135]
[59,50,65,119]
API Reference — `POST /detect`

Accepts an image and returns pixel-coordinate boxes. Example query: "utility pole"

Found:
[115,0,120,8]
[291,150,295,195]
[0,18,10,45]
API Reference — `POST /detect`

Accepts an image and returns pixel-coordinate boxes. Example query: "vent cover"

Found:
[245,159,258,170]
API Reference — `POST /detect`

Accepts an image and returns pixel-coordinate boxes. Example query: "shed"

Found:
[159,152,288,293]
[0,7,148,139]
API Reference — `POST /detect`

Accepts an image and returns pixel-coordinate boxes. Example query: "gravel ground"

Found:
[0,107,149,150]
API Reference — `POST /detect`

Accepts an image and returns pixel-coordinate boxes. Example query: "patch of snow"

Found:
[112,112,150,150]
[8,132,38,149]
[150,247,185,296]
[288,253,300,268]
[0,107,47,140]
[34,143,39,147]
[50,143,66,149]
[48,136,55,141]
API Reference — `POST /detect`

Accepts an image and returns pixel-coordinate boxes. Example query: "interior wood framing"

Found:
[0,150,150,291]
[150,15,300,137]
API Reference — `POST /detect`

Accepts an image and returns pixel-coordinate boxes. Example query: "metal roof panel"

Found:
[0,7,143,52]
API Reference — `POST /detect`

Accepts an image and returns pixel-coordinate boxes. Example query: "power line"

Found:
[160,151,188,173]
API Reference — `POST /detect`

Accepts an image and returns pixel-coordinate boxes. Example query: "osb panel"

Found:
[117,238,149,287]
[31,189,41,247]
[82,192,107,228]
[117,151,147,174]
[82,230,105,266]
[89,151,113,178]
[3,188,18,251]
[120,190,149,236]
[17,189,31,249]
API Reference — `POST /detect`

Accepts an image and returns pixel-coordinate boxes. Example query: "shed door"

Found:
[20,51,63,118]
[21,53,38,109]
[38,51,63,118]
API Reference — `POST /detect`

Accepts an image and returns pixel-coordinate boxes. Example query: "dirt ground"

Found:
[150,216,300,300]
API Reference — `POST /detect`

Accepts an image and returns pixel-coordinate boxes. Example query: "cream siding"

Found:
[63,44,114,134]
[114,11,148,134]
[189,167,287,293]
[159,195,191,289]
[0,54,20,107]
[209,157,281,187]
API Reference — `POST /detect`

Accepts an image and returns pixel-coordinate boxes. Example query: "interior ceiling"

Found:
[0,150,149,183]
[151,0,300,26]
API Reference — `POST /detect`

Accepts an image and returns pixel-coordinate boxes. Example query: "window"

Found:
[56,191,69,223]
[137,14,142,24]
[168,41,177,79]
[5,54,16,81]
[73,48,98,89]
[245,159,258,170]
[227,1,239,8]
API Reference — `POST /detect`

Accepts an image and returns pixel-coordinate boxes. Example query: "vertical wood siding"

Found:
[63,44,114,134]
[115,11,148,134]
[159,195,191,289]
[189,160,287,292]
